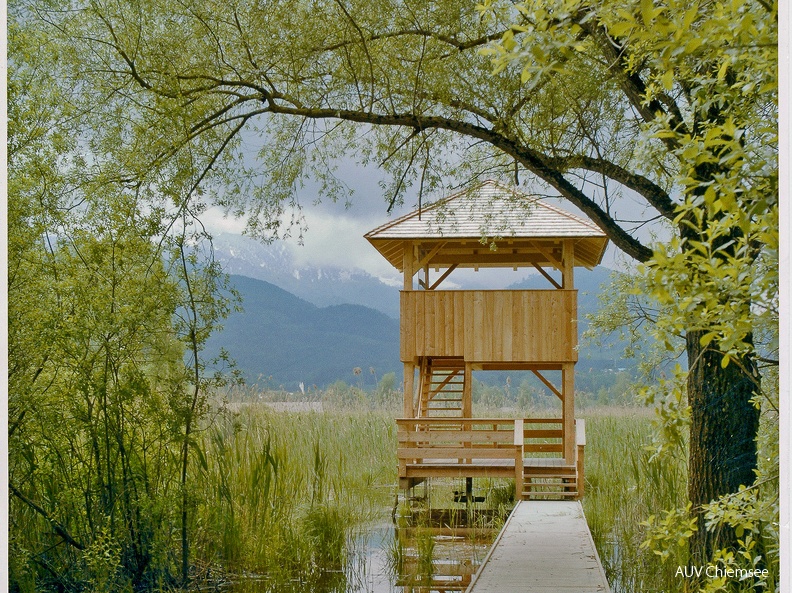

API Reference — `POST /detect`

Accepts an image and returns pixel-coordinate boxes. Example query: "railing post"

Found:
[575,419,586,499]
[563,363,575,463]
[514,418,524,501]
[403,362,415,418]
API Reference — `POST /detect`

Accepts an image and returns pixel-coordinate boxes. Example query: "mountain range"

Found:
[205,275,400,390]
[211,232,401,318]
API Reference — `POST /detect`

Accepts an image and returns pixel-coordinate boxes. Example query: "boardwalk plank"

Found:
[467,500,609,593]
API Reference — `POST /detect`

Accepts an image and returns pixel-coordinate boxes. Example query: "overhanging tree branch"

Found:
[544,154,678,219]
[260,101,654,260]
[315,28,507,53]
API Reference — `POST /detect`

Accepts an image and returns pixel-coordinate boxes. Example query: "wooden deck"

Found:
[466,501,609,593]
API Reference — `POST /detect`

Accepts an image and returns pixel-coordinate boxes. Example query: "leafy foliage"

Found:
[480,0,777,582]
[8,10,235,591]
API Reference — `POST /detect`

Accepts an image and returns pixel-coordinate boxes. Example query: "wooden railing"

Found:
[397,417,586,496]
[397,418,520,458]
[400,290,578,363]
[575,418,586,497]
[396,418,569,456]
[397,418,523,486]
[522,418,564,455]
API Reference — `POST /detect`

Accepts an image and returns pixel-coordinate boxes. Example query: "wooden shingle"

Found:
[365,180,609,270]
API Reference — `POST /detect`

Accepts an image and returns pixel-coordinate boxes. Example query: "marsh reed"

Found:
[185,402,774,593]
[582,410,688,592]
[191,404,397,588]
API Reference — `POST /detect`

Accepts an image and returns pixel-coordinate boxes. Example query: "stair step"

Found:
[420,358,467,418]
[522,492,579,499]
[521,466,577,475]
[524,480,577,485]
[523,478,577,488]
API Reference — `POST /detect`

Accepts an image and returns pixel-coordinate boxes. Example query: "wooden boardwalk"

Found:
[467,501,609,593]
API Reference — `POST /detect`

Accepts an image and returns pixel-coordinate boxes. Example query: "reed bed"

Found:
[582,410,688,592]
[186,403,775,593]
[191,404,397,589]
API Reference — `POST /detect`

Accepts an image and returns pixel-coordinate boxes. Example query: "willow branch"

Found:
[9,483,86,550]
[545,154,677,219]
[260,100,654,261]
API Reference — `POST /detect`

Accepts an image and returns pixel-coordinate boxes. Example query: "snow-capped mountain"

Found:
[210,232,401,318]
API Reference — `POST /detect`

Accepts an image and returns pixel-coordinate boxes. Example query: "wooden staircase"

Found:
[396,417,586,500]
[418,357,466,417]
[409,359,586,500]
[521,462,580,500]
[520,419,585,500]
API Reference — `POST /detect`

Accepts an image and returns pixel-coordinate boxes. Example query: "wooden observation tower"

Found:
[365,180,608,500]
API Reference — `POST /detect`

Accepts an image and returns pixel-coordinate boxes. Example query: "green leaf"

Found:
[661,70,674,91]
[640,0,657,26]
[608,21,635,37]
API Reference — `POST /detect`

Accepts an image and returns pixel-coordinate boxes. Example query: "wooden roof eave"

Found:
[366,235,609,271]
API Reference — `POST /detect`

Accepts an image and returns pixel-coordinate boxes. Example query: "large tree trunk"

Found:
[686,329,760,562]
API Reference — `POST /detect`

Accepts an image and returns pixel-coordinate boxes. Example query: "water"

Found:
[224,518,499,593]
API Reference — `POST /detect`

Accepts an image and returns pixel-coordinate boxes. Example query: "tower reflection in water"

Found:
[389,503,508,593]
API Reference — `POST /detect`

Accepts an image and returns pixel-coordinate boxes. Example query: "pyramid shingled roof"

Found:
[365,180,609,271]
[366,180,605,240]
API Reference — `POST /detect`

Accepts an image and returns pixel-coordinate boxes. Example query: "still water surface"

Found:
[225,520,498,593]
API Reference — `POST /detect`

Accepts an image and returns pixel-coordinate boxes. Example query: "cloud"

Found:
[201,205,401,280]
[202,207,248,235]
[288,210,396,277]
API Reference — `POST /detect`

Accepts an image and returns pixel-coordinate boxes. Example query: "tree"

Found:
[478,0,777,561]
[8,13,236,590]
[17,0,776,564]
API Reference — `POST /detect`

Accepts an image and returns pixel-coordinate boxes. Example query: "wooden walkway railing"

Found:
[397,418,586,499]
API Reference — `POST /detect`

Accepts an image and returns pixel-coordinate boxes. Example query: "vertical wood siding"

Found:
[400,290,577,362]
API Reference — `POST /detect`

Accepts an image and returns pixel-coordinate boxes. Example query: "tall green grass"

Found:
[191,404,397,588]
[582,410,688,592]
[187,403,773,593]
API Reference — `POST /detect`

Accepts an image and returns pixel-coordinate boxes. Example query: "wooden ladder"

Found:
[418,358,466,417]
